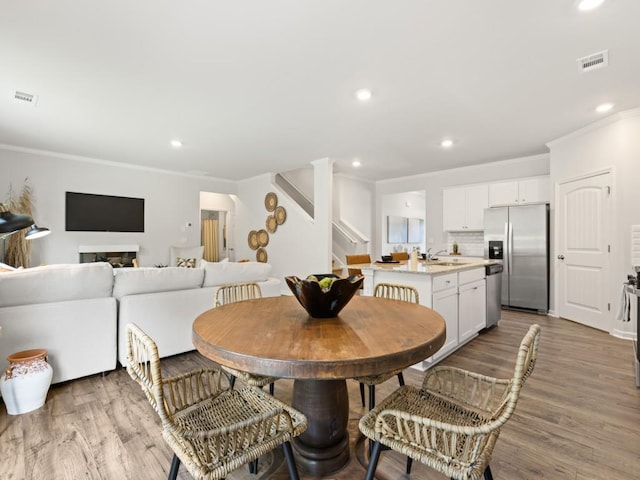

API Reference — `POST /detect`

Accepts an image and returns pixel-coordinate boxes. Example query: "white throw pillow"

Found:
[170,245,204,268]
[201,259,272,287]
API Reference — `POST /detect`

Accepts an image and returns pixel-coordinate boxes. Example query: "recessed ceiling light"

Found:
[352,159,361,167]
[595,102,614,113]
[170,139,183,148]
[355,89,372,101]
[441,139,454,148]
[577,0,605,11]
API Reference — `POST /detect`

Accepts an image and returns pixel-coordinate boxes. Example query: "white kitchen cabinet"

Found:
[360,264,488,370]
[489,176,550,206]
[432,286,459,360]
[442,187,466,232]
[518,177,550,204]
[443,184,488,231]
[458,279,486,343]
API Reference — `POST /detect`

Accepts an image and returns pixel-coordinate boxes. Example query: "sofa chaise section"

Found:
[0,262,117,384]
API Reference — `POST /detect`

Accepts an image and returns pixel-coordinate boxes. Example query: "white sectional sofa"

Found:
[0,263,117,384]
[0,260,281,384]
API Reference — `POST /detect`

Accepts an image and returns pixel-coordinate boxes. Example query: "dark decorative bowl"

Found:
[285,274,364,318]
[381,255,393,262]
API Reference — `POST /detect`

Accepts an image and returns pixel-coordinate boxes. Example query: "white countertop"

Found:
[353,257,499,276]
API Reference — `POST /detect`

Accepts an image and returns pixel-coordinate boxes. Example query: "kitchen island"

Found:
[354,257,497,370]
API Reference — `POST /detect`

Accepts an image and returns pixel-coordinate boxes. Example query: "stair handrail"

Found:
[333,222,357,244]
[274,173,314,217]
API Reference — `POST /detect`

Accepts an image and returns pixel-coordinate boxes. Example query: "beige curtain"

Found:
[202,219,219,262]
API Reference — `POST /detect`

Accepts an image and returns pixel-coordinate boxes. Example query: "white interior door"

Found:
[557,172,611,331]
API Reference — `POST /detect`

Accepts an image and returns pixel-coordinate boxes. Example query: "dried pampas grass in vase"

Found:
[3,180,34,268]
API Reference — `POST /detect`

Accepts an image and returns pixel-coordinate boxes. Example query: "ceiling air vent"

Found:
[577,50,609,73]
[14,91,39,106]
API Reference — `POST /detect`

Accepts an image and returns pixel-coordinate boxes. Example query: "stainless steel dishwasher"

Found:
[485,263,503,328]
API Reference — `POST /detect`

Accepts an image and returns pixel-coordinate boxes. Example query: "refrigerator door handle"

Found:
[508,221,513,274]
[504,221,510,274]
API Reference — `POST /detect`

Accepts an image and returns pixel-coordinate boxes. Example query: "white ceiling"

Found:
[1,1,639,181]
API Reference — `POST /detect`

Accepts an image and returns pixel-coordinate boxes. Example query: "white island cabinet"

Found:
[457,268,487,344]
[431,272,459,361]
[359,261,488,370]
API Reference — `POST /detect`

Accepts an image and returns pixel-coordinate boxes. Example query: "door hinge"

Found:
[608,245,611,253]
[606,186,611,195]
[608,303,611,311]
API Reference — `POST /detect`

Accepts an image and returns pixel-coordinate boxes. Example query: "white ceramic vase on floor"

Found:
[0,349,53,415]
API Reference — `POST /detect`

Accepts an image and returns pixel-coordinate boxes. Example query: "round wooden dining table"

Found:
[192,294,446,476]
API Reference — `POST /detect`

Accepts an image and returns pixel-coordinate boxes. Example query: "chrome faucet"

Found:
[426,248,448,262]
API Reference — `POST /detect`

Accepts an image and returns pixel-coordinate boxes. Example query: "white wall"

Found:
[548,108,640,337]
[1,146,236,266]
[276,169,375,264]
[199,191,235,211]
[335,174,374,243]
[282,167,314,200]
[374,154,550,259]
[281,169,375,246]
[235,173,329,289]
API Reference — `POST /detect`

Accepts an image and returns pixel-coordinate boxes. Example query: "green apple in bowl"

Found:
[318,277,334,290]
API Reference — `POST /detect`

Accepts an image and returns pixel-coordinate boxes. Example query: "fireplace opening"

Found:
[79,244,139,268]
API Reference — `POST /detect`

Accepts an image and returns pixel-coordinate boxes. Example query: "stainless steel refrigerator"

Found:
[483,204,549,313]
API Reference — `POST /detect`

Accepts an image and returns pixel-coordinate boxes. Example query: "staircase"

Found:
[274,173,369,274]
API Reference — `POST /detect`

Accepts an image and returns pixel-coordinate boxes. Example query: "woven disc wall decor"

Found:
[266,215,277,233]
[256,247,268,263]
[248,230,259,250]
[257,229,269,247]
[264,192,278,212]
[274,206,287,225]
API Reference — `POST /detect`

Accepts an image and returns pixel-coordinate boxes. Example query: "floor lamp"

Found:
[0,210,51,264]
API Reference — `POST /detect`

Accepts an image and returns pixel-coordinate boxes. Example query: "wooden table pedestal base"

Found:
[291,379,350,476]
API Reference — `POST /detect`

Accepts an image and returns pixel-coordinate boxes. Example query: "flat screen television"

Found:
[65,192,145,232]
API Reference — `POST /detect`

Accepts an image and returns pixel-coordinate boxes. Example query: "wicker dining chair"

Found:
[214,282,278,395]
[125,323,308,480]
[354,283,420,410]
[359,324,541,480]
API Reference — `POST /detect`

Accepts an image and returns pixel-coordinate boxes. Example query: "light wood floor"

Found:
[1,310,639,479]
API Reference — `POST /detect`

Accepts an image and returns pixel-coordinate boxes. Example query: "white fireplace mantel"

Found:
[78,244,140,253]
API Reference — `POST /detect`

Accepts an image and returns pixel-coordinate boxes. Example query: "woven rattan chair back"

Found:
[355,283,419,410]
[125,323,225,429]
[360,324,542,480]
[126,322,167,419]
[373,282,419,304]
[215,282,262,307]
[125,323,306,480]
[214,282,276,393]
[424,323,540,420]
